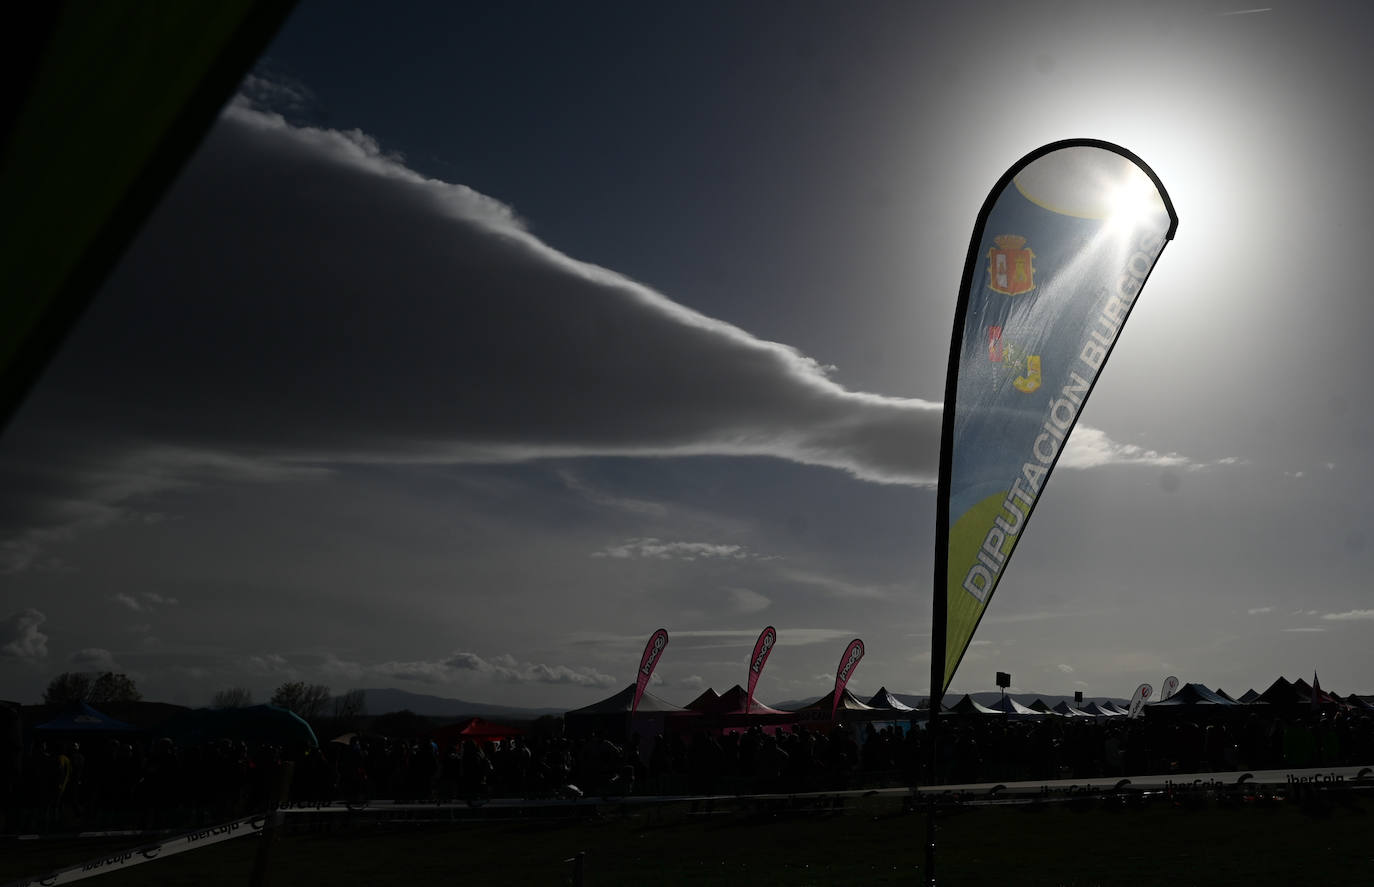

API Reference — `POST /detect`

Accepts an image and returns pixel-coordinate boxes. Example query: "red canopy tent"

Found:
[433,717,526,748]
[682,684,793,733]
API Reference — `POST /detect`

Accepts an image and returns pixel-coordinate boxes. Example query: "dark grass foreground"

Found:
[3,793,1371,886]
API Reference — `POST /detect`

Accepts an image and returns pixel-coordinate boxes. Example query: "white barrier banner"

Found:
[6,814,264,886]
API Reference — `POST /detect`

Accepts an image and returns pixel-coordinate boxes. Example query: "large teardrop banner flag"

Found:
[746,626,777,714]
[932,140,1178,697]
[632,628,669,714]
[831,638,865,720]
[1161,675,1180,700]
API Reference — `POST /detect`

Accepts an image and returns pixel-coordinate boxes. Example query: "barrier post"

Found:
[248,761,294,887]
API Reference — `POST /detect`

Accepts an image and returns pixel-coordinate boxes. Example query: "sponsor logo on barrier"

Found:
[1287,772,1346,784]
[16,817,261,885]
[187,822,241,843]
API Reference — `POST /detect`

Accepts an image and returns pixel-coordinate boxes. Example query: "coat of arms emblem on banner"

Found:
[987,234,1036,296]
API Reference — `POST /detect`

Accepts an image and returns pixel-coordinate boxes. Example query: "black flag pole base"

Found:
[924,799,937,886]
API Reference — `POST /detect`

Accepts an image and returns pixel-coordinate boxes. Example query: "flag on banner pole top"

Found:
[1128,682,1153,719]
[746,626,777,715]
[632,628,669,715]
[831,639,865,721]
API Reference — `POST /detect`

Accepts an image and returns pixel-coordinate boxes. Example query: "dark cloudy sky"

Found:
[4,1,1373,708]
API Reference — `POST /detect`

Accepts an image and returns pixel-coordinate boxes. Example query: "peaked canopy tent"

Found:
[1100,701,1131,715]
[433,717,526,748]
[867,687,916,712]
[1052,701,1092,718]
[1079,701,1125,718]
[1028,699,1059,715]
[563,683,697,742]
[684,688,721,713]
[948,695,1002,716]
[1346,695,1374,713]
[787,688,883,724]
[686,684,794,733]
[1258,677,1302,706]
[1213,688,1243,704]
[1238,689,1262,704]
[1290,678,1341,708]
[715,684,790,717]
[1144,683,1242,720]
[985,697,1043,718]
[1148,683,1238,706]
[35,702,139,735]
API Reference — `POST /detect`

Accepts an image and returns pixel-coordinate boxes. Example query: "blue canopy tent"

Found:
[35,702,139,734]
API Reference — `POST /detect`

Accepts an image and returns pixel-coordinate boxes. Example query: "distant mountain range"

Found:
[350,688,563,720]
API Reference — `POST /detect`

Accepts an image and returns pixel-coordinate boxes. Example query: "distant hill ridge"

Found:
[351,688,563,719]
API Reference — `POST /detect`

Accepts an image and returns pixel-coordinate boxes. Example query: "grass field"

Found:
[3,791,1372,885]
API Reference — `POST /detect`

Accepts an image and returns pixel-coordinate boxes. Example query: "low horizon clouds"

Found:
[318,651,617,689]
[0,94,1206,574]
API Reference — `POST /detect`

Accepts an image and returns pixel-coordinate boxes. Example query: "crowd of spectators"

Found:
[4,706,1372,833]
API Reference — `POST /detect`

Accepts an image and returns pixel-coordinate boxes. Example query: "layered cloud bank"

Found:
[1,100,1189,570]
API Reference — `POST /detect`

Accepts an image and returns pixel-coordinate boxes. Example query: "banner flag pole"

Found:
[926,139,1177,886]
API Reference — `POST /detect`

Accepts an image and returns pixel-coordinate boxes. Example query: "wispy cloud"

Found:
[443,652,617,688]
[0,101,1215,570]
[1059,427,1192,470]
[112,591,180,612]
[1247,606,1273,615]
[69,647,120,671]
[591,538,755,561]
[1,442,329,574]
[315,650,618,688]
[725,587,772,614]
[566,628,853,648]
[0,609,48,664]
[776,568,899,601]
[1281,627,1326,633]
[557,471,667,517]
[1322,609,1374,621]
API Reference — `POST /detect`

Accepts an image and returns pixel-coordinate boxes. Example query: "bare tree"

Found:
[269,681,331,720]
[44,671,141,705]
[43,672,92,705]
[89,672,141,704]
[211,687,254,708]
[332,689,366,722]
